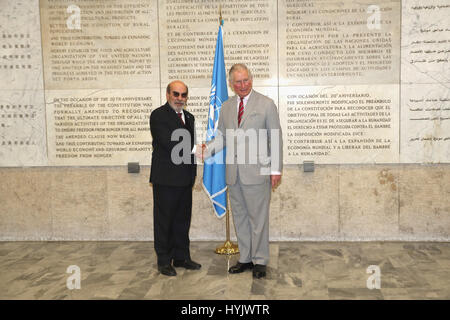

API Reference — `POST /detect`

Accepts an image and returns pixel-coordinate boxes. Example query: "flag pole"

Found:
[215,193,239,255]
[214,5,238,255]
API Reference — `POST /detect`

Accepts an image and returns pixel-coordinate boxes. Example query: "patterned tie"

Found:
[177,112,184,125]
[238,97,244,126]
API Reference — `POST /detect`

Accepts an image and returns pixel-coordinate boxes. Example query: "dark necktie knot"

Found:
[177,112,184,125]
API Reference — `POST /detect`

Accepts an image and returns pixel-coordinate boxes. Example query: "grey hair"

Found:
[228,63,253,84]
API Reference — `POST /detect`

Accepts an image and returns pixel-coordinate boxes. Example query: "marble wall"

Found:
[0,164,449,241]
[0,0,449,241]
[1,0,449,166]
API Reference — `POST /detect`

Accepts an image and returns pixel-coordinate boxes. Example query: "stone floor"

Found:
[0,241,449,300]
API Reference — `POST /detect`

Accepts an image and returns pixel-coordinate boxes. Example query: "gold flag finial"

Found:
[219,5,223,26]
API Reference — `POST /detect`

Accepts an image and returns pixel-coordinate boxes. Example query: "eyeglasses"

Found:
[172,91,188,98]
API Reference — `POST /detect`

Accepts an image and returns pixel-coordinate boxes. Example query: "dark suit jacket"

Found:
[149,103,196,187]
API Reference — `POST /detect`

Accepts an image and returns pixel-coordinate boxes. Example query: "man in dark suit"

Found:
[149,80,201,276]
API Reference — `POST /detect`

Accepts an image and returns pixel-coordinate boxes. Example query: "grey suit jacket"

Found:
[206,90,283,185]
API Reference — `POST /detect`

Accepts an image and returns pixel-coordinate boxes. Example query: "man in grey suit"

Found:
[200,64,283,278]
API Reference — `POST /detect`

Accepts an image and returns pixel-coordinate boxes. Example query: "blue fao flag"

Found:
[202,22,228,218]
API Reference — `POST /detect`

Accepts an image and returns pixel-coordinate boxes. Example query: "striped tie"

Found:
[238,97,244,126]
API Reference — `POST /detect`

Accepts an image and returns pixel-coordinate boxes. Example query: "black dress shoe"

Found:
[173,259,201,270]
[158,264,177,276]
[252,264,266,279]
[228,262,254,274]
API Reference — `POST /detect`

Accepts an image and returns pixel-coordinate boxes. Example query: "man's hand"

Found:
[195,143,206,160]
[271,174,282,190]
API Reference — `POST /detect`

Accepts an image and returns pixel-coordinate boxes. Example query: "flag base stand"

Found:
[215,240,239,255]
[214,194,239,255]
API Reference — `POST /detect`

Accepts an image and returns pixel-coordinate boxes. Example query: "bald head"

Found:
[166,80,188,95]
[166,80,189,112]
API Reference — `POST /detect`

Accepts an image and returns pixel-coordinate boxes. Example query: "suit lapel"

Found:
[164,103,185,128]
[227,95,238,129]
[184,111,194,134]
[165,104,194,149]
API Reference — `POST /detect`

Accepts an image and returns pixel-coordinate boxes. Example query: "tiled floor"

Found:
[0,241,449,299]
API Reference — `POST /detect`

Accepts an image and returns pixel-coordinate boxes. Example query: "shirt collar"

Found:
[238,89,252,105]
